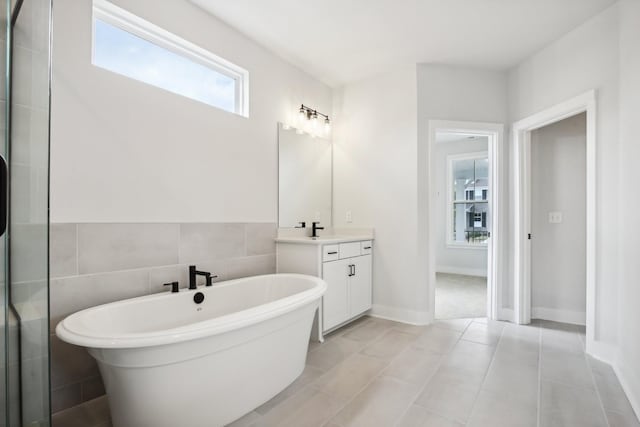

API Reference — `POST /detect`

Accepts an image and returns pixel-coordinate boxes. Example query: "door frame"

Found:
[427,120,505,321]
[511,90,597,352]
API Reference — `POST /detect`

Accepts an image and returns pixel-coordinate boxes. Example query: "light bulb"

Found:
[324,117,331,135]
[298,105,306,123]
[311,111,318,129]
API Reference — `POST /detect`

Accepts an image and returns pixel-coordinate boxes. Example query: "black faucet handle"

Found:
[164,282,180,293]
[295,221,306,228]
[205,274,219,286]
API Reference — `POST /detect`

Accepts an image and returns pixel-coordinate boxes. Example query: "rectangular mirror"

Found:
[278,123,332,228]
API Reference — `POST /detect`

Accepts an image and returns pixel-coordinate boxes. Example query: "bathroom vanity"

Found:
[276,235,373,341]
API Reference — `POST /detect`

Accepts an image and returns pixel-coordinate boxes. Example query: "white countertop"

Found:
[275,235,374,245]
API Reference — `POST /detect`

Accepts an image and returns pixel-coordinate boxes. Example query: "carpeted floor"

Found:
[435,272,487,319]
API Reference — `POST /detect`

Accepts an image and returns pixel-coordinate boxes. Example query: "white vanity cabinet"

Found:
[276,237,373,339]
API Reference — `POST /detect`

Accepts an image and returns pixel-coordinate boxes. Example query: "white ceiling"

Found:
[189,0,616,87]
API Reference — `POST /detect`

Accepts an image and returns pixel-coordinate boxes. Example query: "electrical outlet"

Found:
[548,211,563,223]
[346,210,353,223]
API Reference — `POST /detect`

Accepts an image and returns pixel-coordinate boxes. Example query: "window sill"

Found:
[446,243,488,250]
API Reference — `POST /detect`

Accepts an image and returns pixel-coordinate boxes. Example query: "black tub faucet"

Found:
[188,265,218,289]
[311,221,324,238]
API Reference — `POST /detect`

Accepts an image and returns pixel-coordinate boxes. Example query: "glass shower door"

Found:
[3,0,52,425]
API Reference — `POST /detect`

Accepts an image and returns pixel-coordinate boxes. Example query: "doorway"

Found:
[512,90,597,354]
[428,121,504,322]
[531,113,587,325]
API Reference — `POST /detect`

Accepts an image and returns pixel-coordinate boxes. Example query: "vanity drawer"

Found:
[360,241,373,255]
[339,242,361,259]
[323,245,339,262]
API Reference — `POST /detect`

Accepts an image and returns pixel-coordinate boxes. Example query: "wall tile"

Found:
[179,223,245,263]
[81,376,105,402]
[50,335,99,389]
[50,223,77,278]
[226,254,276,280]
[51,383,81,414]
[77,223,179,274]
[148,264,190,293]
[50,268,149,330]
[246,223,276,255]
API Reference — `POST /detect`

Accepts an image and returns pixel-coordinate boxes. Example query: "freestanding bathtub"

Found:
[56,273,326,427]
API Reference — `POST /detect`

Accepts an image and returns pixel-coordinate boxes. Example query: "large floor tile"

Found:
[383,345,443,386]
[540,327,584,355]
[258,386,344,427]
[329,376,420,427]
[433,318,472,332]
[360,329,416,361]
[606,410,640,427]
[461,321,505,346]
[441,340,495,380]
[414,369,482,423]
[306,336,366,372]
[467,389,537,427]
[589,357,638,418]
[540,349,594,389]
[397,405,464,427]
[482,356,539,405]
[341,318,393,344]
[412,325,462,354]
[255,365,325,414]
[540,380,608,427]
[311,353,388,402]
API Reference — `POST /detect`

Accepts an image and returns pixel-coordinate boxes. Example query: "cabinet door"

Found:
[322,259,351,331]
[349,255,372,316]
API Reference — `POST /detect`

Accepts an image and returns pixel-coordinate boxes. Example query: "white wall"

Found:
[50,0,332,223]
[616,0,640,416]
[332,66,422,322]
[530,113,586,325]
[418,64,508,317]
[507,3,619,345]
[435,137,488,277]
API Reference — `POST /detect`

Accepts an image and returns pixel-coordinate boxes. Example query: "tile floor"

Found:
[435,273,487,319]
[52,316,639,427]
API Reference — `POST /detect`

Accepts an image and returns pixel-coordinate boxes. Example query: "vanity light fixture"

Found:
[295,104,331,137]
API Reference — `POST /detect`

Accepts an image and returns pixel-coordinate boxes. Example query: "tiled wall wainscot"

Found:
[49,222,276,413]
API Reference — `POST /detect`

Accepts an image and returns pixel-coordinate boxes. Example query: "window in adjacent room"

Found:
[447,153,489,246]
[92,0,249,116]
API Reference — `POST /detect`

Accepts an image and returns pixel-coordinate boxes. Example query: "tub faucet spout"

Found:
[189,265,212,290]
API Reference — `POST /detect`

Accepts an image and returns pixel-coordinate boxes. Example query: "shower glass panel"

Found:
[2,0,52,425]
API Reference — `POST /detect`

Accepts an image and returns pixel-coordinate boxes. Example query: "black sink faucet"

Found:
[188,265,218,289]
[311,221,324,238]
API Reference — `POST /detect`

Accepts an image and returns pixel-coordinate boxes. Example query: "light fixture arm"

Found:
[299,104,330,122]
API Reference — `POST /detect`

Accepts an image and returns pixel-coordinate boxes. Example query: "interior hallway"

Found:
[53,316,639,427]
[435,273,487,320]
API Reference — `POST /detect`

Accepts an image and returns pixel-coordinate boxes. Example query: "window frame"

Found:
[446,151,489,249]
[92,0,249,117]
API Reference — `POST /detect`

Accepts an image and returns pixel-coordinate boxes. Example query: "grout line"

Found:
[406,319,476,424]
[537,322,543,427]
[464,321,507,425]
[584,339,612,427]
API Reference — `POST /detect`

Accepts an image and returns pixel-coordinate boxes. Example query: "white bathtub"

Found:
[56,273,326,427]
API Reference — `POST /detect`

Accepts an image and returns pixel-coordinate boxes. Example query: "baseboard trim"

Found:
[370,304,430,325]
[498,307,515,322]
[613,357,640,422]
[436,266,487,277]
[531,306,586,326]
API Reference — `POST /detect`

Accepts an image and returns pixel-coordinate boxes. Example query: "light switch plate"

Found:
[548,211,563,223]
